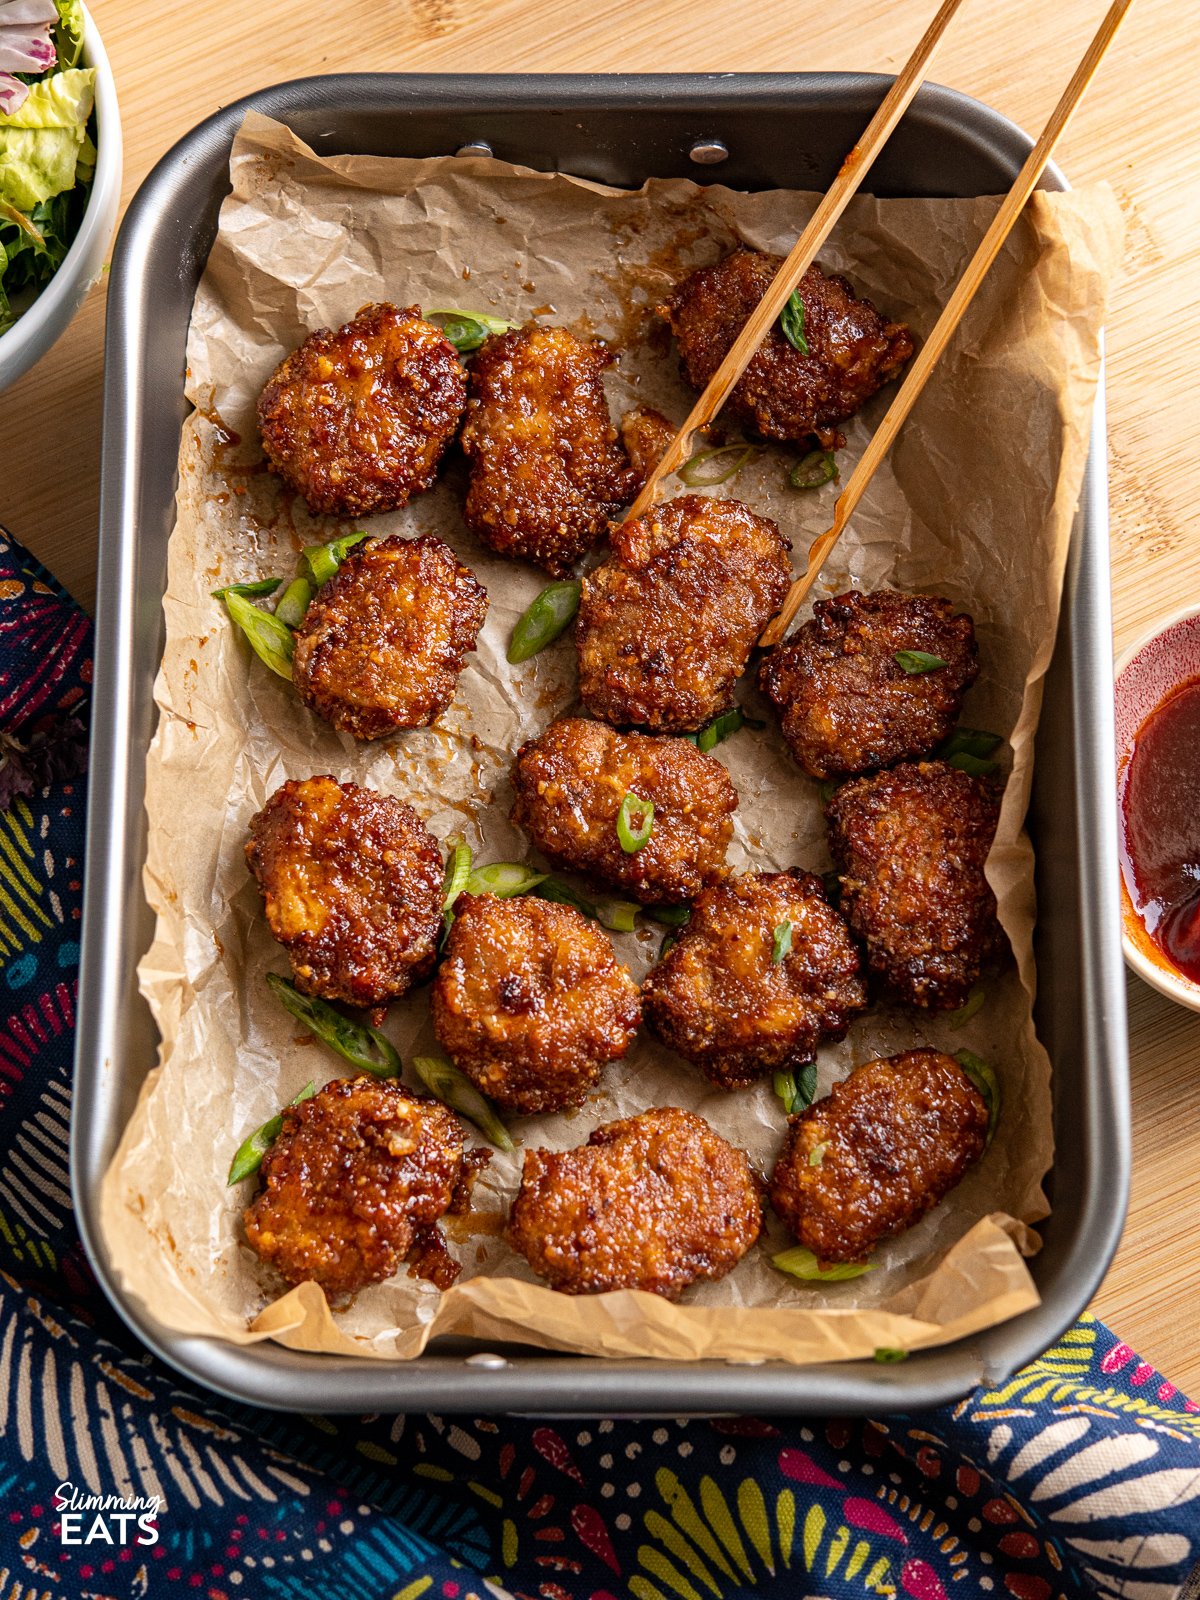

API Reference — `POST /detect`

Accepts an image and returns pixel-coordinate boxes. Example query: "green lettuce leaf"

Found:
[54,0,86,70]
[0,65,96,211]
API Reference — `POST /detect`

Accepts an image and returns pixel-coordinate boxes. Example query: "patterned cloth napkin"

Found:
[1,525,1198,1600]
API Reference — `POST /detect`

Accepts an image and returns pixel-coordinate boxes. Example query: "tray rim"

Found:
[74,69,1131,1414]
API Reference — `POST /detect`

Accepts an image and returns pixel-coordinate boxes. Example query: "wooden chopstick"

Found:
[621,0,970,527]
[758,0,1136,648]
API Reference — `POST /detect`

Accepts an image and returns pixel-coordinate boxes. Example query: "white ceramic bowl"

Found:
[1114,601,1200,1010]
[0,4,122,391]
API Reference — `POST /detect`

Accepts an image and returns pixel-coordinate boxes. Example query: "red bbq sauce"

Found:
[1120,674,1200,983]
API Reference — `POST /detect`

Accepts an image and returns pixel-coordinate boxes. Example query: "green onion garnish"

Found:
[273,576,314,630]
[773,1062,817,1115]
[938,727,1002,760]
[266,973,401,1078]
[772,920,794,965]
[507,580,581,664]
[222,590,295,680]
[894,649,947,675]
[465,862,549,898]
[425,308,517,353]
[780,290,810,355]
[211,577,282,600]
[535,877,639,933]
[646,904,691,927]
[947,752,1000,778]
[442,842,473,910]
[616,793,654,854]
[788,449,837,490]
[807,1140,828,1168]
[873,1347,909,1364]
[686,705,763,753]
[772,1245,875,1283]
[659,932,679,961]
[676,443,757,488]
[954,1048,1000,1146]
[948,984,986,1029]
[410,1055,515,1151]
[302,529,371,588]
[227,1081,316,1185]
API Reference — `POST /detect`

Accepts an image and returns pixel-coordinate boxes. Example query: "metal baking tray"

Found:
[74,74,1130,1414]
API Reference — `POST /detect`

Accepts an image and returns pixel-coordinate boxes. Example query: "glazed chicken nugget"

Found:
[759,589,979,778]
[507,1106,762,1297]
[257,302,466,517]
[291,533,488,740]
[826,761,1003,1010]
[577,495,792,733]
[246,776,443,1008]
[662,250,913,446]
[244,1076,468,1297]
[510,717,738,905]
[642,871,867,1088]
[432,893,641,1115]
[460,324,641,576]
[769,1049,988,1264]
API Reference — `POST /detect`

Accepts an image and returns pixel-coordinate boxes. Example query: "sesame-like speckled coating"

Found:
[507,1106,762,1297]
[826,761,1003,1010]
[246,776,443,1008]
[642,870,867,1089]
[769,1050,988,1264]
[760,589,979,778]
[243,1076,466,1298]
[256,303,466,517]
[577,495,792,733]
[291,534,488,740]
[663,251,913,446]
[510,717,738,905]
[432,893,641,1115]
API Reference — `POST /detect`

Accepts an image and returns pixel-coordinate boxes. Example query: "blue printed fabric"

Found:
[1,525,1198,1600]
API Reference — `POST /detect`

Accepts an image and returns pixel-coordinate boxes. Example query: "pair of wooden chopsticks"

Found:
[626,0,1134,648]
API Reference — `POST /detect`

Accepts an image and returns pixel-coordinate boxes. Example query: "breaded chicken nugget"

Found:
[769,1049,988,1263]
[246,776,443,1008]
[759,589,979,778]
[257,302,466,516]
[507,1106,762,1297]
[510,717,738,904]
[642,871,867,1088]
[291,533,487,740]
[577,495,792,733]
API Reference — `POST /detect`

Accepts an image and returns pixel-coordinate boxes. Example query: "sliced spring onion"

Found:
[772,920,794,965]
[773,1061,817,1116]
[410,1055,515,1152]
[894,649,947,675]
[266,973,400,1078]
[442,842,473,911]
[772,1246,875,1283]
[676,443,757,489]
[873,1347,909,1364]
[646,904,691,927]
[938,727,1003,761]
[302,529,371,588]
[947,752,1000,778]
[788,449,837,490]
[780,289,810,355]
[274,576,314,630]
[617,793,654,854]
[507,580,581,664]
[535,877,640,934]
[687,705,763,753]
[211,576,282,600]
[465,861,548,898]
[807,1140,828,1168]
[948,984,986,1029]
[425,308,517,353]
[222,590,295,680]
[955,1048,1000,1146]
[659,932,679,960]
[227,1081,316,1185]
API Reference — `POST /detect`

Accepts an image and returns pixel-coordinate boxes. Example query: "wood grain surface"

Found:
[1,0,1197,1389]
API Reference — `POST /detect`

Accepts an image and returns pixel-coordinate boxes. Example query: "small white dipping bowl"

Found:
[0,5,122,391]
[1114,601,1200,1011]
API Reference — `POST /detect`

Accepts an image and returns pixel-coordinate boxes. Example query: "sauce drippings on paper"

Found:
[1120,675,1200,982]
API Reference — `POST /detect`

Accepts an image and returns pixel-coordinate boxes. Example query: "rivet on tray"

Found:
[465,1351,508,1369]
[689,138,729,165]
[456,141,494,159]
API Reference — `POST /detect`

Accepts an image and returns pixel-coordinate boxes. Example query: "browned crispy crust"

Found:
[510,717,738,905]
[256,303,466,516]
[619,406,676,484]
[432,893,642,1114]
[244,1077,466,1297]
[642,870,867,1088]
[577,495,792,733]
[460,324,640,576]
[246,776,443,1008]
[759,589,979,778]
[769,1049,988,1264]
[662,251,913,446]
[826,761,1003,1010]
[291,533,488,740]
[507,1106,762,1297]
